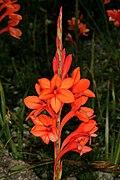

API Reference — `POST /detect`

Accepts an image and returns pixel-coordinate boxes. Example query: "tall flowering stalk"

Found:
[24,7,98,180]
[0,0,22,39]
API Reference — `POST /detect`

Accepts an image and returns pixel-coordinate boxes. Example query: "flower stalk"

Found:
[54,7,62,180]
[24,6,98,180]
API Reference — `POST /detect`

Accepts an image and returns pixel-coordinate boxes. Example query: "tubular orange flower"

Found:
[106,10,120,27]
[60,97,95,131]
[54,136,92,174]
[30,114,59,144]
[71,67,95,99]
[38,74,74,113]
[61,120,98,151]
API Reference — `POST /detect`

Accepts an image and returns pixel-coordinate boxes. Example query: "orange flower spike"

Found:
[39,74,74,113]
[30,114,59,144]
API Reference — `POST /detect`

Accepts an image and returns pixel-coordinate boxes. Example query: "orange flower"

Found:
[67,16,89,36]
[0,2,21,21]
[60,97,95,131]
[30,114,59,144]
[104,0,110,4]
[68,17,76,31]
[55,121,97,176]
[61,120,98,151]
[78,23,90,36]
[54,134,93,173]
[106,10,120,27]
[66,33,75,46]
[68,16,83,31]
[24,84,56,120]
[38,74,74,113]
[8,14,22,26]
[71,67,95,99]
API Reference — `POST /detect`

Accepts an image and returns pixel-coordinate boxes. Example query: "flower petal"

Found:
[74,146,92,156]
[57,89,74,103]
[60,78,74,89]
[60,111,75,132]
[51,74,62,89]
[72,79,90,93]
[49,127,59,142]
[72,67,80,84]
[62,54,72,79]
[24,96,41,109]
[80,107,94,117]
[76,111,89,122]
[39,89,54,100]
[41,135,50,144]
[52,52,59,74]
[37,114,53,126]
[83,89,95,97]
[35,83,41,95]
[38,78,50,89]
[78,120,97,133]
[9,27,22,39]
[51,97,61,113]
[31,125,47,137]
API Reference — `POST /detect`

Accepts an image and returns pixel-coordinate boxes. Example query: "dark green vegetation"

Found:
[0,0,120,179]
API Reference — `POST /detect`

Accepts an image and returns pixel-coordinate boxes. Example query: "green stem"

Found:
[75,0,79,65]
[105,81,109,161]
[54,113,62,180]
[54,7,62,180]
[90,33,95,109]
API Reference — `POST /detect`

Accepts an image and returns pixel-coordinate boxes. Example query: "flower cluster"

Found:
[66,15,90,45]
[0,0,22,39]
[68,16,90,36]
[24,45,97,139]
[104,0,120,27]
[107,10,120,27]
[24,7,98,177]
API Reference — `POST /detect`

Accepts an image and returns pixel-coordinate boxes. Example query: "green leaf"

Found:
[10,165,27,172]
